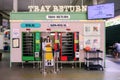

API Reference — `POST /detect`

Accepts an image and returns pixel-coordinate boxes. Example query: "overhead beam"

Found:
[0,11,9,19]
[71,0,93,6]
[71,0,79,5]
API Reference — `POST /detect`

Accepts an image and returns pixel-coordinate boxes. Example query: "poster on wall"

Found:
[84,23,101,35]
[12,38,19,48]
[13,29,19,38]
[2,19,9,27]
[84,36,100,49]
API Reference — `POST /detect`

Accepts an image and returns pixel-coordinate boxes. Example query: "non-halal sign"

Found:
[49,23,68,27]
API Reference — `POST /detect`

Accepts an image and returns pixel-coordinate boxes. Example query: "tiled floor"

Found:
[0,52,120,80]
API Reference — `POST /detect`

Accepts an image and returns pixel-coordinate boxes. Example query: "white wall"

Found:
[0,34,3,49]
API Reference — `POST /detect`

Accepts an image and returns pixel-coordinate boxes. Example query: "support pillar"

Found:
[93,0,97,5]
[13,0,18,12]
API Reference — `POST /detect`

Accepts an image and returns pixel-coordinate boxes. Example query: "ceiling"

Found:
[0,0,106,11]
[0,0,120,18]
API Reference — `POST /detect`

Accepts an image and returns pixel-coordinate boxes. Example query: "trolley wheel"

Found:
[60,66,63,69]
[33,66,35,69]
[72,66,74,69]
[43,71,47,75]
[57,69,60,72]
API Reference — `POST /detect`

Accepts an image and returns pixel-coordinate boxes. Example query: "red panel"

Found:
[74,32,77,51]
[74,32,77,60]
[74,58,77,61]
[60,32,62,60]
[61,56,67,61]
[54,32,58,51]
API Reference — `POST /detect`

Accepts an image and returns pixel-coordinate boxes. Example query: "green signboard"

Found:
[10,12,87,20]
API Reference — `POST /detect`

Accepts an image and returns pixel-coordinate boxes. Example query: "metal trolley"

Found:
[41,47,60,74]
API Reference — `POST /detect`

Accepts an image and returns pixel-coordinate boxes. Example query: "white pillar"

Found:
[13,0,18,12]
[93,0,97,5]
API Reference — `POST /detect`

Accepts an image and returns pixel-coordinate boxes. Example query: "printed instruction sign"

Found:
[84,23,101,35]
[13,29,20,38]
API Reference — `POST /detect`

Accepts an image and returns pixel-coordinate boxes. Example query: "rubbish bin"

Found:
[0,53,2,61]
